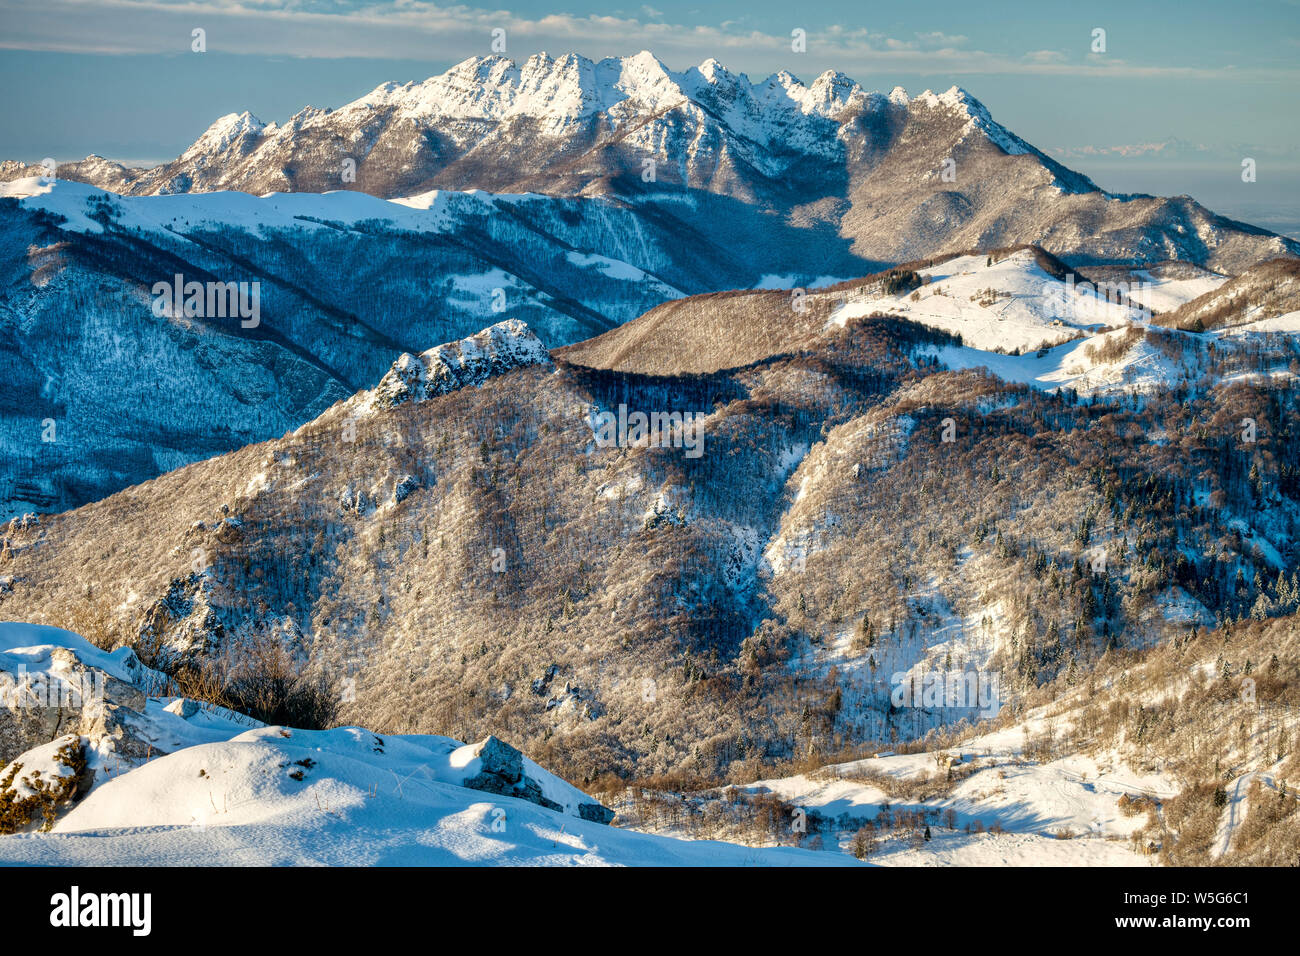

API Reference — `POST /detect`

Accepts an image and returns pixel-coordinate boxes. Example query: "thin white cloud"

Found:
[1051,141,1294,161]
[1024,49,1067,64]
[1051,141,1211,159]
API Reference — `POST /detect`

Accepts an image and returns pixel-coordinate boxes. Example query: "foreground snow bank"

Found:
[0,622,854,865]
[1,725,857,866]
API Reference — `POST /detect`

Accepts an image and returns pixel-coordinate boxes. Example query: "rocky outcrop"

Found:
[454,734,615,825]
[0,644,153,765]
[0,734,88,834]
[365,320,553,411]
[0,633,166,833]
[2,628,618,832]
[136,574,226,665]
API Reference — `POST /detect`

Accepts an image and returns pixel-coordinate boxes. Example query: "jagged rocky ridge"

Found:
[5,51,1294,273]
[361,319,553,411]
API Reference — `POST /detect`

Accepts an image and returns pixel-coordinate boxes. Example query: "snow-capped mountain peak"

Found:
[347,51,877,128]
[6,50,1291,276]
[181,111,268,160]
[913,85,1032,157]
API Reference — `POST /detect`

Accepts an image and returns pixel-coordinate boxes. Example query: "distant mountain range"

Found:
[4,51,1295,273]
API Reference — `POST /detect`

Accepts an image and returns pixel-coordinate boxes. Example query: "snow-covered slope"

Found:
[1157,257,1300,331]
[0,622,852,866]
[1,621,160,690]
[0,175,470,236]
[831,249,1171,353]
[1125,270,1228,313]
[3,727,856,866]
[0,176,691,306]
[818,248,1298,396]
[725,714,1175,866]
[923,319,1300,396]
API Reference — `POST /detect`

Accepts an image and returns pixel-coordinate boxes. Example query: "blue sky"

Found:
[2,0,1297,234]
